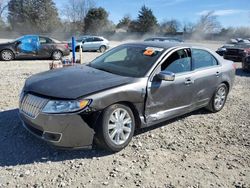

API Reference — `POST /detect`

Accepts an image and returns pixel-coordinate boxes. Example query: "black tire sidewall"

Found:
[211,83,228,112]
[99,104,135,152]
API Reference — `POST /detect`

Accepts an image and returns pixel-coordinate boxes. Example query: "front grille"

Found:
[20,94,48,118]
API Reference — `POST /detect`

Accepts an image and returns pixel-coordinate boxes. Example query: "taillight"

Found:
[232,63,237,69]
[244,48,250,55]
[65,44,69,49]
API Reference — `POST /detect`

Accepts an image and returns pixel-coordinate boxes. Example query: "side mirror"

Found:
[15,40,21,45]
[157,71,175,81]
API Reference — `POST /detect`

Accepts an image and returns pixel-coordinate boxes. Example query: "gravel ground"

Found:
[0,40,249,188]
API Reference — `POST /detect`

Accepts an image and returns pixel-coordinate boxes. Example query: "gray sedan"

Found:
[19,42,235,152]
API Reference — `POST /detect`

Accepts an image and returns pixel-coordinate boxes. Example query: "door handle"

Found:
[184,78,193,85]
[215,71,220,77]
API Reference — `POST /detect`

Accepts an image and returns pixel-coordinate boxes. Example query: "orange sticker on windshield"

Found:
[144,49,155,56]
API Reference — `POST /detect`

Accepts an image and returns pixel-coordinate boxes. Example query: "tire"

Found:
[75,46,80,52]
[99,45,106,53]
[1,50,14,61]
[96,104,135,152]
[206,83,228,113]
[52,50,62,60]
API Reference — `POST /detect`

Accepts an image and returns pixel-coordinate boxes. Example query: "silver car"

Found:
[69,36,109,53]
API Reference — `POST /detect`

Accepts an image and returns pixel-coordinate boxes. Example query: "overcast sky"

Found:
[54,0,250,27]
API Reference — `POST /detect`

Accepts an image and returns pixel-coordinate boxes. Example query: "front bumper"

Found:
[19,111,95,149]
[224,54,243,62]
[216,50,224,56]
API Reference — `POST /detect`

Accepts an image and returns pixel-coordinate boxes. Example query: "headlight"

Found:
[19,89,25,107]
[42,99,91,114]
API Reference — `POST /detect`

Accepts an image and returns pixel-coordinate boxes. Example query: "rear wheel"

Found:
[96,104,135,152]
[52,50,62,60]
[1,50,14,61]
[206,83,228,112]
[99,46,106,53]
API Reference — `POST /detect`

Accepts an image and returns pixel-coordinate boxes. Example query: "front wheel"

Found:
[206,83,228,112]
[96,104,135,152]
[1,50,14,61]
[52,50,62,60]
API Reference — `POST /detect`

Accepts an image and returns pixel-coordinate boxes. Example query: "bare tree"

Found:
[160,19,181,34]
[0,0,8,18]
[0,0,8,29]
[62,0,95,33]
[183,21,195,33]
[195,11,221,34]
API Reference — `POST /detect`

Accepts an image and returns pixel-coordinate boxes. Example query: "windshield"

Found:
[88,44,164,77]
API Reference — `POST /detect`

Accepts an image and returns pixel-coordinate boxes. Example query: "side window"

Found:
[104,48,127,62]
[161,48,191,74]
[85,38,93,42]
[93,37,103,42]
[39,37,52,44]
[192,49,218,69]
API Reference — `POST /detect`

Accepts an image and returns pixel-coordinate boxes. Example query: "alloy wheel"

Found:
[1,50,13,61]
[108,108,132,145]
[214,86,227,110]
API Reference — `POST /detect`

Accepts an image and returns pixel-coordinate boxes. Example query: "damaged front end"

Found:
[19,93,97,149]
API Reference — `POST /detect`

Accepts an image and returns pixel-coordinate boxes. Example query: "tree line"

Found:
[0,0,249,39]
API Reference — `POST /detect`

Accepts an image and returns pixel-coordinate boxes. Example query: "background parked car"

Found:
[223,44,250,62]
[68,36,110,53]
[216,44,234,56]
[0,35,70,61]
[144,37,184,43]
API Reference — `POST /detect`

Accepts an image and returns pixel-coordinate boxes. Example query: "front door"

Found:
[16,36,38,58]
[145,48,195,123]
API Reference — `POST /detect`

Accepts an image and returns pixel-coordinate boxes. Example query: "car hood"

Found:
[24,65,134,99]
[0,42,13,46]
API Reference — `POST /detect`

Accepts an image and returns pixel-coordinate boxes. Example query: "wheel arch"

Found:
[118,101,142,130]
[92,101,142,131]
[51,49,63,58]
[221,81,230,91]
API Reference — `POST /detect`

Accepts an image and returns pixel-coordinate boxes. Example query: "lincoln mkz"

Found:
[19,42,235,152]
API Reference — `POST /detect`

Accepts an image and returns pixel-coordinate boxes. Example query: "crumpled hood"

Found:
[24,65,133,99]
[0,42,13,46]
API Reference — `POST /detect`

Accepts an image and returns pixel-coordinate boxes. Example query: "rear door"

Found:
[37,36,54,58]
[92,37,103,50]
[191,48,222,108]
[145,48,195,123]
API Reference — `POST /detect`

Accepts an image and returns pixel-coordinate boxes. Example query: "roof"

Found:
[124,41,200,50]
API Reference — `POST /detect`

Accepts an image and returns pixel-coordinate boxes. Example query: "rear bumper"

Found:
[19,111,95,149]
[63,49,70,56]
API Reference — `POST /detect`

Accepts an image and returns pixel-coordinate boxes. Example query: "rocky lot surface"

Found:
[0,41,249,188]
